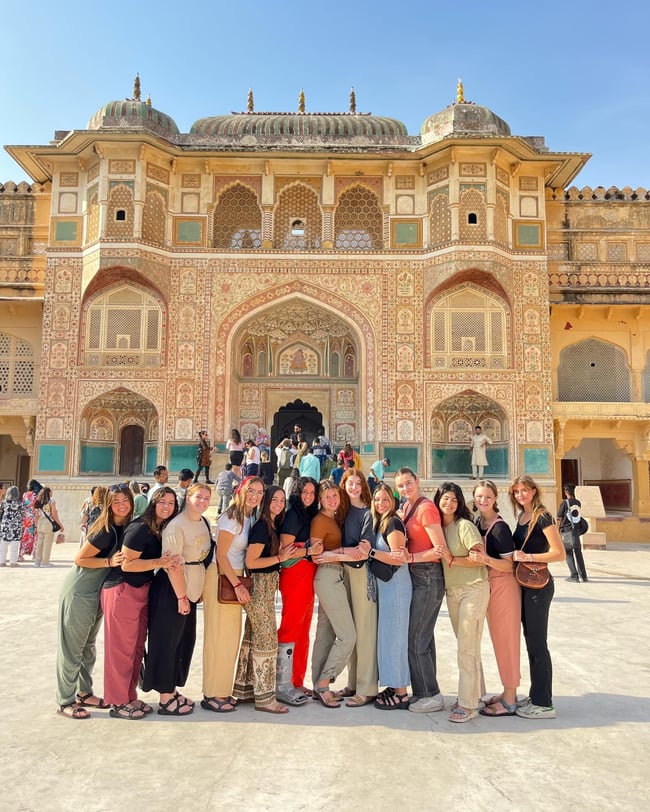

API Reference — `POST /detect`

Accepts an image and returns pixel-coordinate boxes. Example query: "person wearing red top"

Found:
[394,467,447,714]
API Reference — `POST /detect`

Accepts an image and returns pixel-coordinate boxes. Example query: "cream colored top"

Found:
[161,512,212,602]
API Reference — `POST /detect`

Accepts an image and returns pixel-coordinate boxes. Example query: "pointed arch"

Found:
[273,182,322,249]
[334,183,383,249]
[558,338,631,402]
[211,182,262,248]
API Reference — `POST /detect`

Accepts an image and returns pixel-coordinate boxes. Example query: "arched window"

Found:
[273,184,322,249]
[212,184,262,249]
[429,286,509,369]
[84,285,162,367]
[0,332,35,397]
[558,339,631,402]
[334,185,383,250]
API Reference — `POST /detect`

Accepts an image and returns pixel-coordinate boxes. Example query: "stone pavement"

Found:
[0,544,648,812]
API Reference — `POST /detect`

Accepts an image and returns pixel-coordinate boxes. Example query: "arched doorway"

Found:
[272,400,324,450]
[119,425,145,476]
[430,390,508,477]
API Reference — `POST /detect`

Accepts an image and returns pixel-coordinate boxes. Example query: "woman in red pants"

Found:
[276,476,322,704]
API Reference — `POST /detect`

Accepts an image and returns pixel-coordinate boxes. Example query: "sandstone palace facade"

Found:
[2,81,650,540]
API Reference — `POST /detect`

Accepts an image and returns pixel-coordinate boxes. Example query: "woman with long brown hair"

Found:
[142,482,213,715]
[310,481,364,708]
[234,486,296,713]
[102,486,180,720]
[34,486,65,567]
[201,476,265,712]
[55,484,132,719]
[509,475,565,719]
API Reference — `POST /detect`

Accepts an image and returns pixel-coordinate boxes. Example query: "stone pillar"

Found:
[632,457,650,517]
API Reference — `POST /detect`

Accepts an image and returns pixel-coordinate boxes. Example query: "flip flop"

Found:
[200,696,236,713]
[480,697,517,717]
[255,702,289,714]
[76,692,107,709]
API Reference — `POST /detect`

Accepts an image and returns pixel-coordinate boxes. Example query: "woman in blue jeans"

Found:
[510,475,565,719]
[394,467,447,714]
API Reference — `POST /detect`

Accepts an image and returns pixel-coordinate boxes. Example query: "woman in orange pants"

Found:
[277,476,322,704]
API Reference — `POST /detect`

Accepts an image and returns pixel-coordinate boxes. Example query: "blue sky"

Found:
[1,0,648,189]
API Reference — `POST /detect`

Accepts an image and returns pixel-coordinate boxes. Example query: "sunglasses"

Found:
[109,483,130,493]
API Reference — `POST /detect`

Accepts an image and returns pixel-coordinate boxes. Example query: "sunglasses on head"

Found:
[109,483,130,493]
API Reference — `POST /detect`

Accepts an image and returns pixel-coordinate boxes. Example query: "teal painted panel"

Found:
[522,447,551,475]
[80,444,114,473]
[383,446,418,473]
[176,220,202,243]
[431,446,509,477]
[146,445,160,475]
[38,444,67,472]
[168,444,196,473]
[54,221,77,242]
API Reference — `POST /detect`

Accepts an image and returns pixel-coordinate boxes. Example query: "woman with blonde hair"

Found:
[55,484,132,719]
[337,468,376,707]
[142,483,213,715]
[509,475,565,720]
[469,479,520,717]
[201,476,265,712]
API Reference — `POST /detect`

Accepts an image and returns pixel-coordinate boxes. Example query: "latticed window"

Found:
[105,184,134,239]
[142,190,166,245]
[334,185,382,250]
[212,184,262,249]
[558,339,631,402]
[429,188,451,247]
[85,286,162,367]
[0,332,35,396]
[643,352,650,402]
[430,287,508,368]
[459,187,487,242]
[273,184,322,249]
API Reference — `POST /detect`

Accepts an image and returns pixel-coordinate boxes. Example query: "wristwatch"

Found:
[368,549,376,559]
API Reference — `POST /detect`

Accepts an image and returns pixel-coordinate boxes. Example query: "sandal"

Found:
[315,687,341,709]
[158,694,194,716]
[480,697,517,717]
[345,693,376,707]
[255,701,289,715]
[374,691,410,710]
[76,692,107,709]
[131,699,154,715]
[57,702,90,720]
[200,695,237,713]
[449,706,479,724]
[332,687,356,699]
[109,703,146,720]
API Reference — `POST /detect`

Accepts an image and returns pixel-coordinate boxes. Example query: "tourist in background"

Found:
[34,486,65,567]
[215,463,240,513]
[226,428,245,477]
[469,425,492,480]
[557,483,589,583]
[194,430,214,484]
[20,478,42,561]
[0,486,24,567]
[510,475,565,719]
[55,484,132,719]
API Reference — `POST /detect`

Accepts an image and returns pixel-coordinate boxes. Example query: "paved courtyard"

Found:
[0,543,648,812]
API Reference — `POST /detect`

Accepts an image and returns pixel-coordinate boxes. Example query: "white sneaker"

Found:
[515,702,556,719]
[408,694,445,713]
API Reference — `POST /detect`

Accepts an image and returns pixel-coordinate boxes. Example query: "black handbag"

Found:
[368,556,397,582]
[42,509,62,533]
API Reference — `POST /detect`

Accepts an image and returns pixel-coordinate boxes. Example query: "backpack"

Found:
[279,446,292,468]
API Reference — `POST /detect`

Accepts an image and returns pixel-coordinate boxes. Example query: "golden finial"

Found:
[133,73,141,101]
[146,94,152,106]
[349,87,356,114]
[456,77,464,104]
[247,87,254,113]
[298,88,305,113]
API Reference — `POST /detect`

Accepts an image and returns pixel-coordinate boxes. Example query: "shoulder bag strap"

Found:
[403,496,426,526]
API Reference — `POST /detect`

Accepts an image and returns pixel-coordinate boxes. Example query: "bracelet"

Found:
[528,553,534,563]
[449,556,455,568]
[177,595,188,601]
[233,582,242,589]
[105,557,111,567]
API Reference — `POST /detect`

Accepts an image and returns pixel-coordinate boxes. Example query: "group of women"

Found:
[54,464,565,723]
